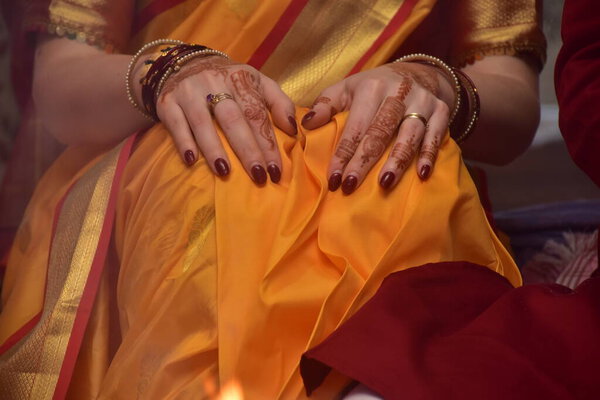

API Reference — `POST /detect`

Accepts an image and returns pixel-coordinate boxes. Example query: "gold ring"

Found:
[206,92,234,109]
[401,112,428,128]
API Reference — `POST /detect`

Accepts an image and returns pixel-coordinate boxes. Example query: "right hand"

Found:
[136,55,297,184]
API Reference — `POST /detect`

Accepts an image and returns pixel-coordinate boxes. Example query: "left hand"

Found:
[301,61,455,194]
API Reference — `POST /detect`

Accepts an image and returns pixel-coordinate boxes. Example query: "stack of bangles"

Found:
[125,39,229,121]
[394,53,480,144]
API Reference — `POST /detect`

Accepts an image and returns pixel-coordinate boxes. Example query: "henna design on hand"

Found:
[159,56,232,100]
[391,133,419,171]
[360,77,412,167]
[312,96,331,106]
[230,69,275,149]
[388,62,440,97]
[419,137,440,163]
[312,96,338,118]
[335,131,362,164]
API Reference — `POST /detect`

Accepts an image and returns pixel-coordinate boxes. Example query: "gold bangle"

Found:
[125,38,185,120]
[393,53,461,126]
[452,68,480,144]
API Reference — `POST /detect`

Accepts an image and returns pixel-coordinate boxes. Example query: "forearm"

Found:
[33,37,152,146]
[456,56,540,165]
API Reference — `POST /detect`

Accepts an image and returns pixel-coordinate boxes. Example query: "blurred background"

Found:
[0,1,599,211]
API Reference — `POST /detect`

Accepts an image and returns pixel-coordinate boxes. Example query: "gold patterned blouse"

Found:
[23,0,546,67]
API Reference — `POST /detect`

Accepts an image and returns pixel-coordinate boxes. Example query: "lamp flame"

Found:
[217,380,244,400]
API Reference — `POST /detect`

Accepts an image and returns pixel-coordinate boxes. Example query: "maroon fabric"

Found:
[301,262,600,400]
[555,0,600,188]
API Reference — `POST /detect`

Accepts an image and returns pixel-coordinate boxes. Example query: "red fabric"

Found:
[132,0,188,35]
[247,0,310,69]
[555,0,600,188]
[301,262,600,400]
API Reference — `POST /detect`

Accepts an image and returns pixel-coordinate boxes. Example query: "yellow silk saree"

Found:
[0,0,545,398]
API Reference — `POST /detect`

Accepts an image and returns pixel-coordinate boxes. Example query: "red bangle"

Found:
[141,44,209,120]
[450,68,480,144]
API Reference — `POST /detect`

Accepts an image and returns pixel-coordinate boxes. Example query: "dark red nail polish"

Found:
[301,111,316,126]
[267,164,281,183]
[214,158,230,176]
[419,165,431,180]
[328,173,342,191]
[251,165,267,185]
[380,171,395,189]
[184,150,196,166]
[288,116,298,135]
[341,175,358,195]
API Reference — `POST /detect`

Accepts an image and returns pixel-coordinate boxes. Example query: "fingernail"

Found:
[328,173,342,191]
[288,116,298,135]
[301,111,316,126]
[419,165,431,180]
[380,171,395,189]
[267,164,281,183]
[214,158,230,176]
[251,165,267,185]
[341,175,358,195]
[184,150,196,166]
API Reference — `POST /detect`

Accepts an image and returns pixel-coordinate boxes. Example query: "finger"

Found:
[179,94,231,177]
[157,97,199,166]
[301,83,345,129]
[341,94,406,195]
[378,107,433,190]
[416,100,449,180]
[261,75,298,136]
[327,82,385,191]
[229,69,282,183]
[211,94,268,185]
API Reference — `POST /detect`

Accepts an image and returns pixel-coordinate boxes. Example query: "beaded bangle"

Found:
[393,53,461,126]
[141,45,210,119]
[451,68,480,144]
[140,45,229,120]
[125,38,185,120]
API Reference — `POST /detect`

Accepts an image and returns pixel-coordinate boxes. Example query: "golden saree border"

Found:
[129,0,434,104]
[25,0,135,52]
[129,0,291,61]
[451,0,546,67]
[0,135,136,400]
[257,0,422,104]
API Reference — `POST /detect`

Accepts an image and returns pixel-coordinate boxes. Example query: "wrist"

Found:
[131,54,154,108]
[393,54,461,126]
[423,64,456,111]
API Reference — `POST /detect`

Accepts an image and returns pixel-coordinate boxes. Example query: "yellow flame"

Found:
[217,380,244,400]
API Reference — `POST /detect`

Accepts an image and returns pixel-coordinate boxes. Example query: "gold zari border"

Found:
[0,143,123,400]
[259,0,408,105]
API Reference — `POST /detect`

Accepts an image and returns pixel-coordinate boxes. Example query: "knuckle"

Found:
[436,100,450,117]
[357,77,383,94]
[345,122,365,138]
[219,109,245,128]
[235,143,260,161]
[389,143,414,171]
[187,110,209,128]
[158,108,179,128]
[400,122,422,137]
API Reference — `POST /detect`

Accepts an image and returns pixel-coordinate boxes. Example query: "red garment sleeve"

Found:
[555,0,600,188]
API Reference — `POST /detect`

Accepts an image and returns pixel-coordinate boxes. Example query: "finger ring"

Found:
[401,112,428,128]
[206,92,234,109]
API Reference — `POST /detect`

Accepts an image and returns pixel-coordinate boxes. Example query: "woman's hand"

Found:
[301,62,455,194]
[140,55,297,184]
